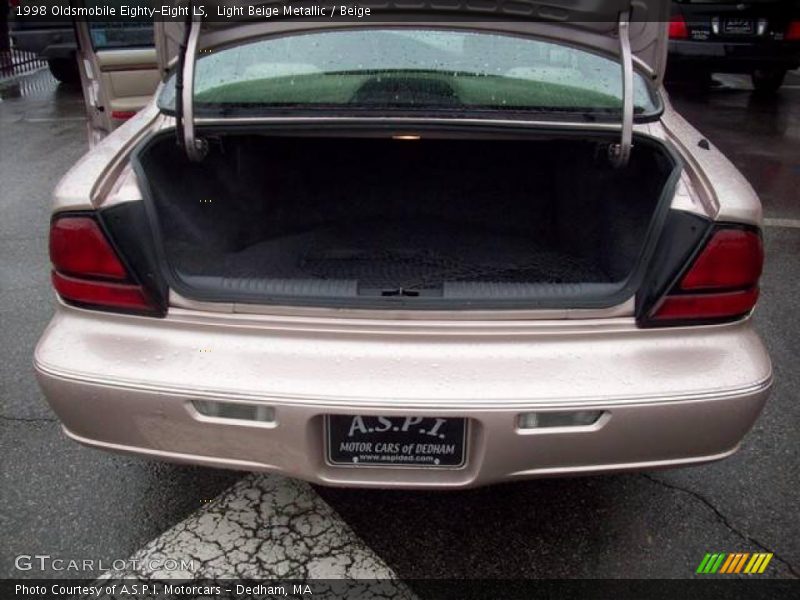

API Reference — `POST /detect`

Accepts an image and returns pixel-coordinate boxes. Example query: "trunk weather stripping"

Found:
[177,4,207,162]
[609,11,633,168]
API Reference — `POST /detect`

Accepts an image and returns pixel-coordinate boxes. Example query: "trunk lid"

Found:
[154,1,669,165]
[156,1,669,78]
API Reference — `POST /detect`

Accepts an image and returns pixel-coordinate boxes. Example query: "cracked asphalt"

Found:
[1,69,798,583]
[103,474,410,584]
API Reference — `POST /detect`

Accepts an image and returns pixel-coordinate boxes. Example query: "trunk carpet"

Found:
[170,218,608,292]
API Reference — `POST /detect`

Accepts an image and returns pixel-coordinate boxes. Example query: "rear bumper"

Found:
[34,305,772,488]
[668,40,800,72]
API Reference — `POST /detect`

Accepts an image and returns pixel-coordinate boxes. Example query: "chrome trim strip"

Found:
[62,426,274,471]
[35,360,773,411]
[506,446,740,479]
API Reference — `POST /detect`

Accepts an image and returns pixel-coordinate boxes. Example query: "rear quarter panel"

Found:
[52,100,161,213]
[659,92,762,226]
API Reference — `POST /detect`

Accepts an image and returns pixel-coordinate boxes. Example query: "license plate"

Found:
[724,18,754,34]
[326,415,467,468]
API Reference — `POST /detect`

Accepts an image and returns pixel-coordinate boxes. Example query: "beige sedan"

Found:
[35,2,771,488]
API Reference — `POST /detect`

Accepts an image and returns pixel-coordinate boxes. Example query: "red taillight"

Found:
[669,15,690,40]
[786,20,800,41]
[652,288,760,321]
[50,217,128,280]
[51,272,154,312]
[650,227,763,324]
[49,215,159,315]
[679,229,763,291]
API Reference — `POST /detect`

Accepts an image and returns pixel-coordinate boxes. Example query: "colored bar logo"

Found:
[696,552,773,574]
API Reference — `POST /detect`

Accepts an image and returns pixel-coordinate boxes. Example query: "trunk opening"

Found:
[133,129,680,310]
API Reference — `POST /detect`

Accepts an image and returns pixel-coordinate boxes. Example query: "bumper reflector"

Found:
[192,400,275,423]
[518,410,604,430]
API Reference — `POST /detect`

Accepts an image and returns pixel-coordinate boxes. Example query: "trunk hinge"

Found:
[176,6,207,162]
[609,11,633,169]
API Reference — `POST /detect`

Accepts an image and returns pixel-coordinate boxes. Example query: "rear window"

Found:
[159,28,659,118]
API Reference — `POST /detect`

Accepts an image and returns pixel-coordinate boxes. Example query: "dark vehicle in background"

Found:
[8,2,153,85]
[668,0,800,92]
[8,16,78,83]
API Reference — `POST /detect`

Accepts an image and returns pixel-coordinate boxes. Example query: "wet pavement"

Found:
[0,68,798,582]
[0,71,241,579]
[669,72,800,222]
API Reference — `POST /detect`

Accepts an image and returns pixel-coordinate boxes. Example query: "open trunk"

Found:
[134,131,679,309]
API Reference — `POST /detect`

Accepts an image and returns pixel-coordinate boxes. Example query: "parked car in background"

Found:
[668,0,800,92]
[35,1,772,489]
[8,16,78,82]
[9,4,157,139]
[71,19,158,141]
